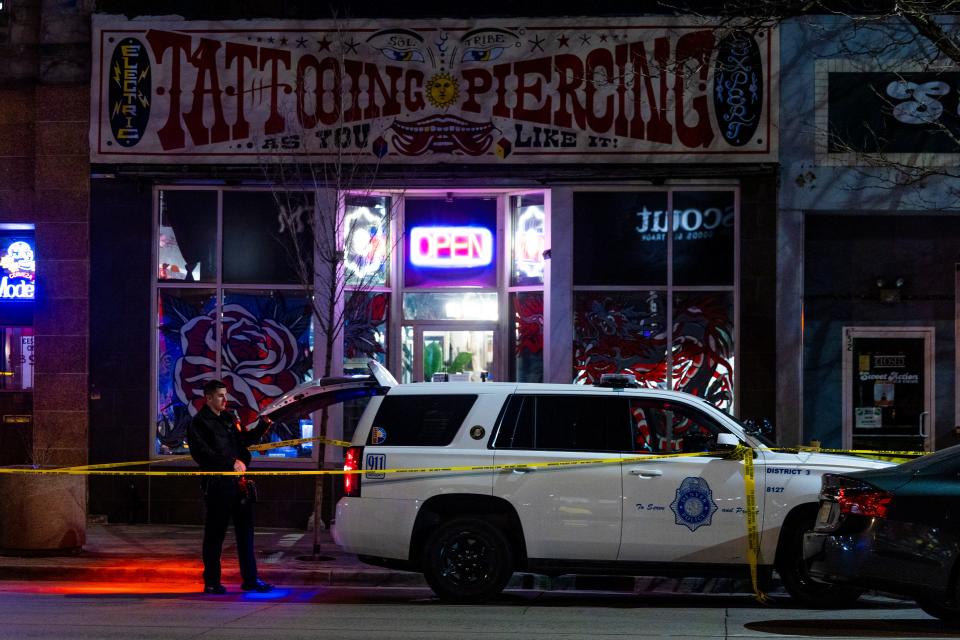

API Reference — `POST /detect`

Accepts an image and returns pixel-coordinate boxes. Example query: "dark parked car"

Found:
[803,445,960,622]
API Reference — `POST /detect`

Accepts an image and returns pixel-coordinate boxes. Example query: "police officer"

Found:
[188,379,274,594]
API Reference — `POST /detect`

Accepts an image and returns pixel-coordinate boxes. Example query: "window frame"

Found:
[151,185,317,466]
[571,185,741,414]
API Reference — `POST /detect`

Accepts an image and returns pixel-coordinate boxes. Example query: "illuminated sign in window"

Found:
[343,200,389,284]
[0,236,35,301]
[409,226,493,268]
[404,197,497,288]
[513,206,545,279]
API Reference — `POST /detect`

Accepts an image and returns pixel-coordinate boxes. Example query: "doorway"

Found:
[842,327,934,452]
[402,324,498,383]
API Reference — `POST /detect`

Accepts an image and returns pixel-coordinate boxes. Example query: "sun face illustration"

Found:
[425,72,460,109]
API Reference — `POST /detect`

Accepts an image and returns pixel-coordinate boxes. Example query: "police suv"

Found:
[263,362,893,604]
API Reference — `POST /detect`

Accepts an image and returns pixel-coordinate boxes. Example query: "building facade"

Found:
[777,15,960,453]
[87,14,778,526]
[0,3,90,474]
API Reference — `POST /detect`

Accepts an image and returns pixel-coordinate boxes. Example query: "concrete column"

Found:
[33,85,89,467]
[776,207,804,446]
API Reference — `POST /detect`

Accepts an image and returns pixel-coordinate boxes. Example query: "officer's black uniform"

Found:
[187,405,271,590]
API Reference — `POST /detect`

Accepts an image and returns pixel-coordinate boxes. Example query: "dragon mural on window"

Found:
[574,292,733,410]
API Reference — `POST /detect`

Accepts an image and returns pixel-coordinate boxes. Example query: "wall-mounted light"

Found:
[876,276,904,304]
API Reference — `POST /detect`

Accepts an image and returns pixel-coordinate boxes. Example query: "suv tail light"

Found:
[822,474,892,519]
[344,446,363,497]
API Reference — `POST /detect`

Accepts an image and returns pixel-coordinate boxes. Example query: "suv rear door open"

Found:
[260,360,395,425]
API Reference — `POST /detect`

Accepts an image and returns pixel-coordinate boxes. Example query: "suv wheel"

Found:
[776,512,863,608]
[423,517,514,603]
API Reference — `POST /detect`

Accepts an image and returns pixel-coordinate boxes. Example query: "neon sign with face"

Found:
[0,238,35,300]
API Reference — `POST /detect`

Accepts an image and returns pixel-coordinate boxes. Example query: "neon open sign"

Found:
[409,226,493,268]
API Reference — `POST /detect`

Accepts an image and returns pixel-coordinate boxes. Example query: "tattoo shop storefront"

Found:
[88,15,779,526]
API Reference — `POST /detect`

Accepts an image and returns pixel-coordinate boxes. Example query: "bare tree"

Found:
[659,1,960,193]
[258,20,406,558]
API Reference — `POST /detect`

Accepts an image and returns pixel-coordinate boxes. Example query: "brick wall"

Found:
[0,83,90,468]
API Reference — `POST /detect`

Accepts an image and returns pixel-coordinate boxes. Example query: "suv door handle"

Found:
[629,468,663,477]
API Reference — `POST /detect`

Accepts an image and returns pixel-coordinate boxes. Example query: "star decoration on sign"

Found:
[599,34,608,42]
[295,36,307,48]
[344,38,359,54]
[579,34,592,46]
[280,36,288,46]
[557,34,570,47]
[268,36,275,43]
[317,36,331,51]
[528,34,545,52]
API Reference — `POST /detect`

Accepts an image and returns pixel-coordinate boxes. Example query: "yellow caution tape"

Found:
[731,445,769,603]
[54,436,353,472]
[766,446,926,457]
[0,450,719,476]
[0,437,931,605]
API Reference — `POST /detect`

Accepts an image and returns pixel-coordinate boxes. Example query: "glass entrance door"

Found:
[402,325,497,383]
[843,327,934,452]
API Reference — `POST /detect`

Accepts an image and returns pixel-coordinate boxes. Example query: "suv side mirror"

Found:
[716,433,740,450]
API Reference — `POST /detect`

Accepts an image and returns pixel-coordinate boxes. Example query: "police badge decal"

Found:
[670,477,718,532]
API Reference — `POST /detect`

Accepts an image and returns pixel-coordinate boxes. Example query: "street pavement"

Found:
[0,523,949,638]
[0,522,775,594]
[0,583,946,639]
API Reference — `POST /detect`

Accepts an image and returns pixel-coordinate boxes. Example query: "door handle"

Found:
[629,468,663,477]
[919,412,930,438]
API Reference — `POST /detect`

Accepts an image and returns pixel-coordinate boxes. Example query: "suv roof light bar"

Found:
[595,373,639,389]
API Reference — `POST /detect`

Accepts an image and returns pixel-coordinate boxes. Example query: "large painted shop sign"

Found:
[91,15,778,164]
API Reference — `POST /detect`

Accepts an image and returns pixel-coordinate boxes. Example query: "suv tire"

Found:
[422,517,514,603]
[776,511,863,608]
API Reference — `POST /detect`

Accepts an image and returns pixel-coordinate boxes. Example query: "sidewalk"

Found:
[0,522,775,596]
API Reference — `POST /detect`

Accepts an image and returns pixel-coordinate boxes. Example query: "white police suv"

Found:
[263,362,893,604]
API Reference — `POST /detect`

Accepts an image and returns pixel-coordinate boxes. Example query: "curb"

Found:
[0,562,780,595]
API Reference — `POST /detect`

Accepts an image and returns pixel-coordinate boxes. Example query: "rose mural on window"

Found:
[176,303,307,426]
[157,292,312,454]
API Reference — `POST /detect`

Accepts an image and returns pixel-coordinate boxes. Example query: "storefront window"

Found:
[158,190,217,282]
[401,325,414,384]
[511,194,545,286]
[672,292,735,411]
[403,291,498,321]
[0,327,34,390]
[155,188,317,459]
[156,289,216,454]
[572,188,738,411]
[672,191,735,286]
[223,290,313,459]
[223,191,311,284]
[344,195,390,287]
[573,291,668,388]
[344,291,389,374]
[573,191,669,286]
[509,292,543,383]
